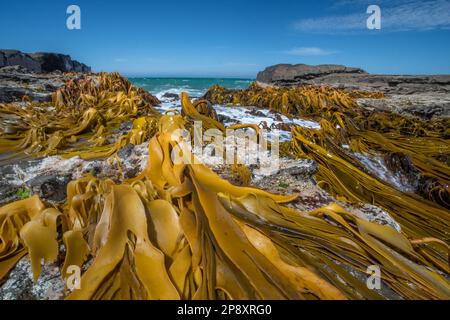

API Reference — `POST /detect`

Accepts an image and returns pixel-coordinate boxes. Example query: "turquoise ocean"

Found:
[129,77,253,101]
[128,77,320,143]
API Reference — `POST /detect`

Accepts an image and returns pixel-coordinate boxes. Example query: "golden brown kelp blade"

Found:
[292,124,449,272]
[0,73,160,163]
[204,82,449,209]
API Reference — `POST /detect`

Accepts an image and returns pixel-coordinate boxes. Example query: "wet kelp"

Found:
[204,83,450,208]
[205,82,450,291]
[0,75,449,300]
[204,83,449,138]
[292,124,449,269]
[1,111,450,299]
[204,83,374,118]
[0,73,160,163]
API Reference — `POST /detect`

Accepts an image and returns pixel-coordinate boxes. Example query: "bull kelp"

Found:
[204,83,450,208]
[0,72,159,163]
[204,83,449,138]
[0,74,449,300]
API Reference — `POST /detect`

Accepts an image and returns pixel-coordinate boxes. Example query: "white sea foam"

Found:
[154,99,319,142]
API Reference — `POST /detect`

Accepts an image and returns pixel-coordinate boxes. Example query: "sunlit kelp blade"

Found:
[291,124,449,272]
[0,73,160,163]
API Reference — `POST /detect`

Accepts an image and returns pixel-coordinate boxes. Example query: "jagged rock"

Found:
[283,159,318,177]
[29,52,90,73]
[0,49,91,74]
[357,93,450,119]
[0,50,42,73]
[0,65,30,74]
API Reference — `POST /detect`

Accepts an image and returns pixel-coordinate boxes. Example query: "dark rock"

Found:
[284,159,318,176]
[259,121,271,131]
[246,108,266,117]
[0,50,41,73]
[257,64,366,86]
[26,175,72,203]
[162,92,180,100]
[271,122,291,131]
[0,182,20,206]
[29,52,91,73]
[217,113,233,124]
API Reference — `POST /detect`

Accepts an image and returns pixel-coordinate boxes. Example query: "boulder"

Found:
[161,92,180,100]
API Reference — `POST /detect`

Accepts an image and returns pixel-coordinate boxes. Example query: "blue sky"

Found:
[1,0,449,77]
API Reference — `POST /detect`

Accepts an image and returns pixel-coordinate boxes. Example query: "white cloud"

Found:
[294,0,450,33]
[283,47,337,56]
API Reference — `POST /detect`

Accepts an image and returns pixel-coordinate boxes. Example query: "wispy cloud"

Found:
[114,58,127,62]
[283,47,337,56]
[294,0,450,33]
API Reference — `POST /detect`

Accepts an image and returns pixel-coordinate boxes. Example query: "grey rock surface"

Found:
[0,49,90,74]
[0,66,84,103]
[0,258,65,300]
[357,93,450,119]
[257,63,366,85]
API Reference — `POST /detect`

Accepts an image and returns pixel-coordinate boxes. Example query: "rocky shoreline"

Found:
[0,56,448,300]
[257,64,450,118]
